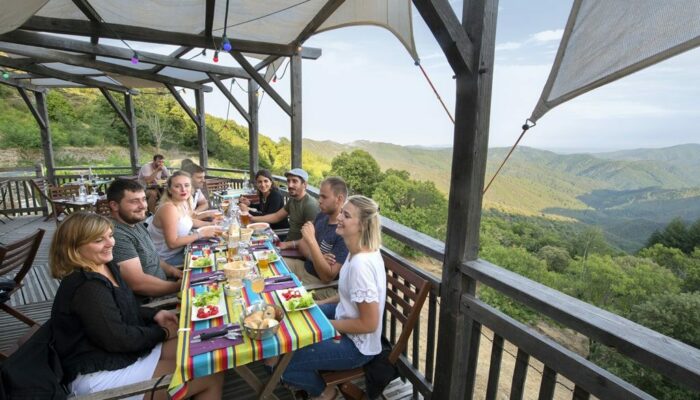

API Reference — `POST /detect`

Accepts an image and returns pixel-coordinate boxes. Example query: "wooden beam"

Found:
[99,87,131,128]
[412,0,475,76]
[432,0,497,398]
[204,0,216,39]
[16,87,47,129]
[71,0,101,22]
[0,30,249,79]
[248,79,259,180]
[165,84,199,125]
[230,51,291,116]
[22,16,302,57]
[194,89,208,169]
[0,56,132,93]
[125,93,139,173]
[207,73,251,124]
[0,77,46,93]
[294,0,346,45]
[0,42,213,91]
[35,91,56,184]
[290,53,302,168]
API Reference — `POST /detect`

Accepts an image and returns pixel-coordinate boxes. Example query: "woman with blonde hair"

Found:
[147,170,222,266]
[50,212,223,398]
[280,195,385,400]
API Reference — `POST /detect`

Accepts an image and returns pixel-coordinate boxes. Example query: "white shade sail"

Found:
[530,0,700,122]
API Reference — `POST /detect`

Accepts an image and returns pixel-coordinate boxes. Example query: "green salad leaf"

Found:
[193,287,222,307]
[287,292,314,311]
[192,257,213,267]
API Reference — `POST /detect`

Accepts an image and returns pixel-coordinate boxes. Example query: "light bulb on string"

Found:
[222,36,232,52]
[213,51,219,63]
[272,75,277,83]
[2,71,9,80]
[130,52,139,64]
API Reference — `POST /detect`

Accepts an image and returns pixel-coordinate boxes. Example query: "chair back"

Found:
[383,254,431,364]
[94,199,111,217]
[205,178,228,193]
[0,229,45,286]
[49,185,79,200]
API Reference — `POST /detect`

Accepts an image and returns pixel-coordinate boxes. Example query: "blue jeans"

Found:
[281,303,375,396]
[164,251,184,267]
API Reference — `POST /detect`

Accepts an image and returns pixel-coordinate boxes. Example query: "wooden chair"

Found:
[205,178,228,193]
[321,254,431,400]
[29,178,73,225]
[94,198,112,217]
[0,229,46,357]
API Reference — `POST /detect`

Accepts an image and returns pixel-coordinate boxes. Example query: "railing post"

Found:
[34,162,48,217]
[431,0,498,398]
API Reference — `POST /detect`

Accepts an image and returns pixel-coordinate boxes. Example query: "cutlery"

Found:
[266,275,294,283]
[190,272,224,284]
[191,325,241,343]
[191,276,227,287]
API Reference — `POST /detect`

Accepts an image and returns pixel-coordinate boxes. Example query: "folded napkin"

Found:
[263,276,297,292]
[189,325,243,356]
[279,248,304,259]
[190,270,223,283]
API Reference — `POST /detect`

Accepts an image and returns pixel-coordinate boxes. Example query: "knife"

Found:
[190,272,224,284]
[191,324,241,343]
[266,275,294,283]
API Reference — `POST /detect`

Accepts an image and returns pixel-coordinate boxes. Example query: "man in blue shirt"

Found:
[285,176,348,300]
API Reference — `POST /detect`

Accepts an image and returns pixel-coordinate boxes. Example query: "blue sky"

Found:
[196,0,700,151]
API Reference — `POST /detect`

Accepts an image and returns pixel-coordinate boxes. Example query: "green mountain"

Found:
[304,140,700,251]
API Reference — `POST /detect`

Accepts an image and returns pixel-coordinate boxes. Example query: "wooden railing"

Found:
[0,165,45,216]
[2,166,698,398]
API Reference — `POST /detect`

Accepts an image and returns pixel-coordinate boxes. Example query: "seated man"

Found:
[241,168,319,242]
[107,179,181,301]
[181,162,209,213]
[138,154,170,213]
[284,177,348,300]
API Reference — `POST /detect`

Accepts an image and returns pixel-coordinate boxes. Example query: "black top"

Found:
[51,262,166,383]
[250,188,289,230]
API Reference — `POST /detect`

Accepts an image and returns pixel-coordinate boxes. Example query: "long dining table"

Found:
[168,237,337,399]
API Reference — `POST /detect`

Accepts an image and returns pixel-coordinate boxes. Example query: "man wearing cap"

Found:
[242,168,319,242]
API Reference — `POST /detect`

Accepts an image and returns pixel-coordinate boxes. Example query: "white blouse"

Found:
[335,251,386,356]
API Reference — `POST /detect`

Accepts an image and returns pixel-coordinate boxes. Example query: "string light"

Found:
[222,35,232,52]
[1,71,9,79]
[130,52,139,64]
[213,51,219,63]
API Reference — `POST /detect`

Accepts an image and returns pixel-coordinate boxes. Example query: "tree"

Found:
[590,293,700,400]
[537,245,571,272]
[329,150,382,196]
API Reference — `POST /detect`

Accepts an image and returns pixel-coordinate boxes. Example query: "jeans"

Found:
[281,303,375,396]
[164,251,184,267]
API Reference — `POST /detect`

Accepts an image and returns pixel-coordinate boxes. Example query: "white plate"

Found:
[189,253,215,269]
[276,287,316,312]
[253,249,280,263]
[191,294,226,321]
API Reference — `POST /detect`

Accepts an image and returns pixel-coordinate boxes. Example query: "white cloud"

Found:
[531,29,564,43]
[496,41,522,51]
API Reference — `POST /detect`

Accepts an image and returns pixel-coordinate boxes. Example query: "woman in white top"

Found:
[281,195,386,400]
[147,171,222,266]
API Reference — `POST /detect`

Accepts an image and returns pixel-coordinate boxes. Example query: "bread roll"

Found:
[266,319,279,328]
[263,306,276,320]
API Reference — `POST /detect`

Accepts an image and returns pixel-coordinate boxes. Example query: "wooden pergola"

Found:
[0,1,495,397]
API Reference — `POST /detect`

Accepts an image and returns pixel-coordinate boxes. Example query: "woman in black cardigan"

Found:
[240,169,289,230]
[50,212,223,399]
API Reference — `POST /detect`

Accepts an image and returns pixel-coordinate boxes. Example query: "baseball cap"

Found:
[285,168,309,182]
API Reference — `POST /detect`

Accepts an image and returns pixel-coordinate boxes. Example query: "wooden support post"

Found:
[35,91,56,184]
[248,79,259,181]
[194,89,208,169]
[290,53,302,169]
[432,0,498,398]
[125,93,139,173]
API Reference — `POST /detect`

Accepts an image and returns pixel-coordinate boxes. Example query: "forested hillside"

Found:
[2,85,699,399]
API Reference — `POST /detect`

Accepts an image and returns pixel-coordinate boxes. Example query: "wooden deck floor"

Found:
[0,216,416,399]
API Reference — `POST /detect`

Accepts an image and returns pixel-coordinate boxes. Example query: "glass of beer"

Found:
[239,211,251,227]
[221,200,231,215]
[227,244,238,261]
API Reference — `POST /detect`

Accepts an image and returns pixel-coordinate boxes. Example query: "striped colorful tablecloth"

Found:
[168,242,337,399]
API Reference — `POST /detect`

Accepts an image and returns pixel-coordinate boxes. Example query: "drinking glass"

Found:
[247,270,265,303]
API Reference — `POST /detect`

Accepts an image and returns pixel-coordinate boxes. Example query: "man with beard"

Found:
[107,179,181,301]
[242,168,319,242]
